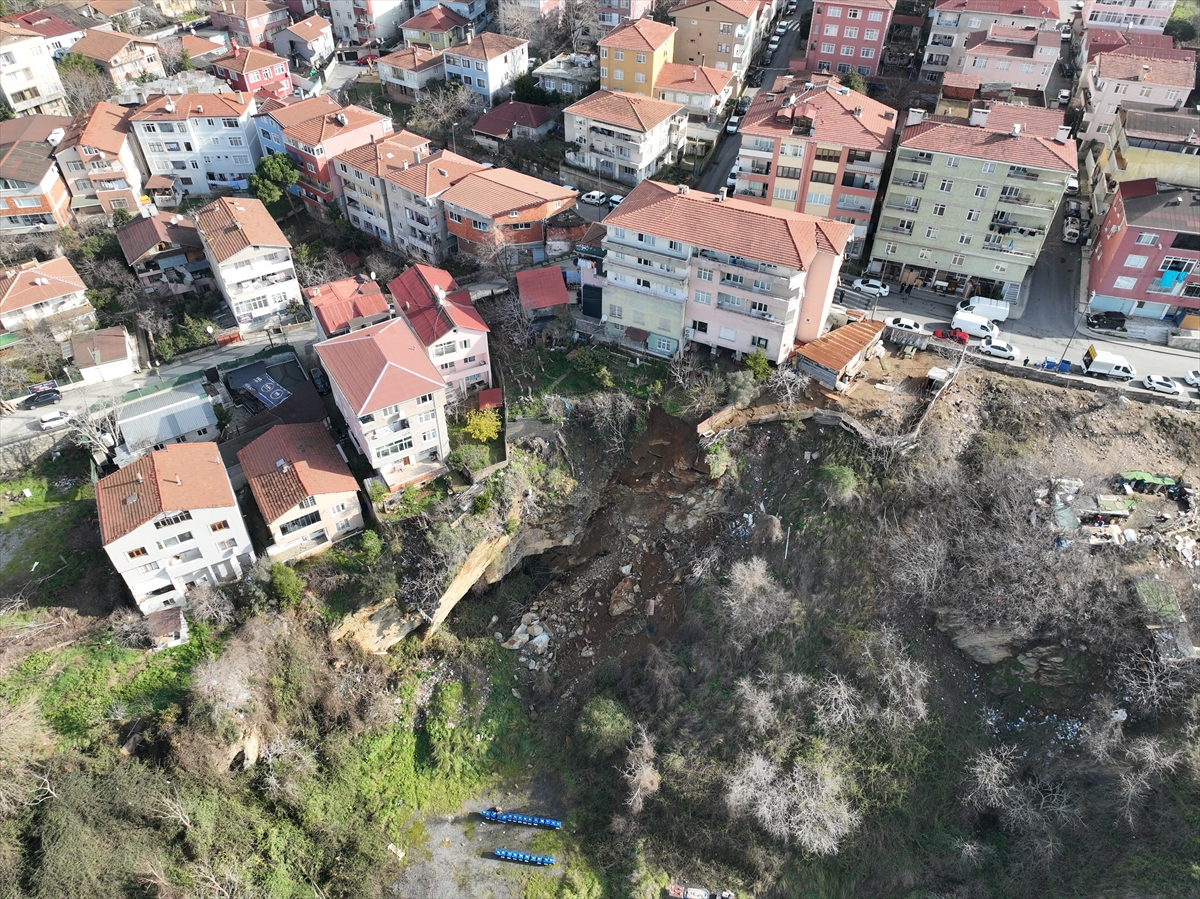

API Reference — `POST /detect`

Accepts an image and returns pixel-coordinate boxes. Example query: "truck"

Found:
[1062,216,1081,244]
[1081,344,1136,381]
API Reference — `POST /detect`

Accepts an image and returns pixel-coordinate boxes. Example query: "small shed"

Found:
[70,326,138,384]
[516,267,570,320]
[795,320,885,390]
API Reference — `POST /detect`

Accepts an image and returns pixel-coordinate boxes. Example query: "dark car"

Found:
[310,367,331,395]
[748,69,766,87]
[1087,311,1126,330]
[736,96,752,115]
[24,389,62,409]
[932,328,970,345]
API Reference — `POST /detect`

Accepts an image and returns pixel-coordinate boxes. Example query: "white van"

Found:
[956,297,1010,322]
[951,309,999,339]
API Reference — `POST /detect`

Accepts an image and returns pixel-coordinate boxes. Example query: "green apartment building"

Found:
[868,105,1077,307]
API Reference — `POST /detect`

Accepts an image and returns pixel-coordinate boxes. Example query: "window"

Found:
[981,162,996,173]
[966,208,981,222]
[127,548,148,559]
[811,171,836,184]
[932,203,946,217]
[719,22,732,33]
[958,233,971,245]
[952,254,965,266]
[691,320,709,333]
[919,249,932,260]
[844,27,858,38]
[694,290,711,304]
[824,24,838,35]
[222,118,238,128]
[155,512,192,529]
[925,227,939,239]
[750,336,769,350]
[421,429,437,443]
[828,6,842,16]
[613,50,624,60]
[472,220,488,231]
[1124,254,1148,269]
[280,509,321,536]
[448,211,462,223]
[718,327,736,341]
[417,393,434,405]
[613,69,624,80]
[841,45,855,56]
[716,44,730,54]
[608,304,623,319]
[637,277,652,289]
[718,292,740,307]
[821,42,835,53]
[218,538,238,550]
[860,48,874,58]
[939,179,954,192]
[837,64,852,73]
[864,29,879,40]
[636,52,646,63]
[136,561,160,574]
[996,60,1010,72]
[1135,232,1158,245]
[336,518,354,533]
[210,521,230,532]
[1113,276,1138,290]
[945,156,960,169]
[634,72,645,83]
[229,136,244,147]
[972,57,986,69]
[885,241,897,255]
[156,532,194,550]
[773,186,798,201]
[868,9,882,19]
[974,185,989,198]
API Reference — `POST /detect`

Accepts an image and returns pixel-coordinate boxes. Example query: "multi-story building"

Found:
[868,105,1076,307]
[443,33,530,106]
[272,14,335,77]
[653,61,735,141]
[194,196,302,325]
[1083,0,1176,35]
[210,45,292,99]
[938,25,1061,93]
[282,102,393,208]
[564,90,687,187]
[1087,178,1200,321]
[253,93,339,157]
[378,44,445,103]
[305,275,391,339]
[1,8,90,59]
[736,76,896,259]
[920,0,1058,86]
[327,0,411,48]
[1080,49,1196,143]
[533,52,600,99]
[806,0,895,78]
[84,0,145,24]
[411,0,486,29]
[238,422,365,560]
[116,211,214,298]
[315,315,452,491]
[207,0,291,49]
[669,0,760,78]
[601,179,853,359]
[96,442,255,615]
[0,256,94,337]
[1082,29,1180,63]
[331,129,430,243]
[598,17,676,96]
[1090,106,1200,212]
[401,3,472,49]
[389,263,491,395]
[598,0,654,33]
[53,100,146,220]
[0,21,69,116]
[380,148,486,261]
[438,167,577,261]
[0,114,73,234]
[130,92,261,199]
[69,28,165,83]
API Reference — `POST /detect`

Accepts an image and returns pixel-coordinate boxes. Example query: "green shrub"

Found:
[744,349,772,381]
[473,492,492,515]
[575,696,633,759]
[724,370,758,408]
[270,563,305,610]
[359,530,383,563]
[504,516,520,535]
[817,463,859,506]
[464,407,501,442]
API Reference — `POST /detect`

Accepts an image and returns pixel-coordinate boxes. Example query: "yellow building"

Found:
[668,0,760,79]
[598,18,676,97]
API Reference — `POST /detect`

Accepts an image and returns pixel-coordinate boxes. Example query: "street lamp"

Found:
[451,121,459,155]
[205,325,215,346]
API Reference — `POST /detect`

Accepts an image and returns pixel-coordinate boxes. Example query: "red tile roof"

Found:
[333,131,431,178]
[131,92,252,122]
[669,0,758,17]
[381,149,485,196]
[402,3,470,32]
[1,9,78,38]
[564,89,684,133]
[378,45,445,73]
[254,93,340,128]
[654,62,735,95]
[798,319,885,372]
[315,317,446,416]
[963,28,1039,57]
[179,33,227,58]
[605,180,854,271]
[1085,31,1186,62]
[516,267,569,312]
[116,211,202,265]
[388,264,488,345]
[977,102,1068,140]
[282,104,390,148]
[447,32,528,62]
[70,28,153,63]
[210,0,286,20]
[71,326,131,369]
[472,100,558,138]
[304,276,390,336]
[940,72,981,90]
[238,422,359,525]
[194,197,290,265]
[212,45,287,74]
[740,78,898,152]
[1094,51,1197,89]
[0,257,85,315]
[56,101,132,158]
[282,14,330,41]
[934,0,1053,14]
[96,443,236,544]
[439,168,576,218]
[598,17,676,51]
[902,117,1076,171]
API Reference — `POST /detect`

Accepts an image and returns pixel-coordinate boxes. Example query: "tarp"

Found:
[243,373,291,409]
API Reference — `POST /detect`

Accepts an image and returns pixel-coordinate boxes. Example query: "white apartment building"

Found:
[327,0,412,47]
[0,257,95,338]
[194,197,301,325]
[444,33,530,106]
[96,443,255,615]
[331,130,431,245]
[920,0,1059,84]
[129,92,261,199]
[0,22,69,116]
[1083,0,1176,35]
[1080,51,1196,142]
[381,149,486,262]
[564,90,687,188]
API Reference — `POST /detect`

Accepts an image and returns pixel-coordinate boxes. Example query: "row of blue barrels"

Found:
[480,809,562,829]
[494,848,555,866]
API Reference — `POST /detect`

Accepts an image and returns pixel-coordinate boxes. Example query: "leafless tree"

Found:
[66,397,120,454]
[158,38,185,75]
[667,349,699,390]
[1116,736,1184,826]
[153,786,193,830]
[620,725,661,815]
[861,627,930,730]
[61,69,116,115]
[735,676,778,734]
[479,289,533,349]
[813,674,864,733]
[685,366,725,415]
[497,0,548,43]
[186,585,236,628]
[15,325,68,380]
[0,698,47,817]
[719,557,797,650]
[767,367,811,408]
[1117,649,1198,716]
[965,745,1021,812]
[111,610,151,649]
[408,81,481,141]
[293,244,351,288]
[550,0,599,54]
[362,248,410,286]
[585,391,639,455]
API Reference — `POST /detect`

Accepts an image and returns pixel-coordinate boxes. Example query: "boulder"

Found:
[609,577,637,617]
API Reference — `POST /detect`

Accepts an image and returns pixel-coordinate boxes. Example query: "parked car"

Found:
[885,317,922,333]
[310,367,330,395]
[776,23,788,35]
[736,96,752,115]
[761,52,774,67]
[1057,88,1071,104]
[39,410,75,431]
[608,194,625,209]
[786,1,797,12]
[1087,310,1126,330]
[1065,176,1079,195]
[932,328,970,345]
[1060,24,1072,41]
[580,190,608,205]
[726,115,741,134]
[749,69,765,87]
[1142,375,1182,395]
[852,277,890,296]
[726,165,740,188]
[978,337,1020,360]
[768,36,780,50]
[24,389,61,409]
[356,53,379,66]
[1185,369,1200,387]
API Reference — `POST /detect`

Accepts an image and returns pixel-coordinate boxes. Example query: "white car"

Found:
[978,337,1020,361]
[885,317,922,333]
[1057,88,1071,104]
[776,23,788,34]
[768,36,781,50]
[1185,369,1200,387]
[608,194,625,209]
[853,278,890,297]
[1060,23,1072,40]
[726,165,740,188]
[726,115,741,134]
[39,410,76,431]
[580,190,608,206]
[1142,375,1182,395]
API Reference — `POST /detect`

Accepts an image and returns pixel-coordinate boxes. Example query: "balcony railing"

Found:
[836,199,872,214]
[1007,169,1041,181]
[982,243,1035,260]
[891,176,926,189]
[998,194,1055,211]
[234,269,296,292]
[897,154,933,166]
[843,160,882,175]
[884,200,920,211]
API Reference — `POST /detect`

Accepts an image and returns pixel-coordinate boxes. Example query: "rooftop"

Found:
[598,17,676,52]
[254,93,340,127]
[516,267,569,312]
[130,91,252,122]
[564,89,684,133]
[116,382,218,453]
[798,319,885,372]
[446,32,528,62]
[194,197,290,264]
[654,62,734,95]
[332,130,431,178]
[281,14,330,40]
[933,0,1055,16]
[1118,181,1200,234]
[211,45,288,75]
[69,28,152,63]
[56,101,132,158]
[668,0,760,17]
[179,33,228,59]
[71,326,131,370]
[402,3,471,32]
[0,257,85,316]
[315,317,446,416]
[1094,51,1197,89]
[117,211,202,265]
[472,100,558,138]
[381,148,484,196]
[740,77,897,151]
[0,9,78,39]
[439,168,576,218]
[388,264,487,345]
[303,276,390,337]
[0,115,73,186]
[1122,107,1200,142]
[901,113,1076,172]
[209,0,287,19]
[281,104,389,147]
[238,422,359,524]
[378,44,445,73]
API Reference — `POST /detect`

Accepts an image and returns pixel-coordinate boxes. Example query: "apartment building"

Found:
[116,211,214,298]
[601,179,853,359]
[411,0,486,29]
[194,196,302,324]
[130,92,261,198]
[207,0,291,48]
[0,115,73,234]
[1087,178,1200,320]
[272,14,335,75]
[1091,106,1200,209]
[378,44,445,103]
[1082,29,1181,63]
[564,90,687,187]
[0,21,69,116]
[53,100,145,219]
[669,0,759,78]
[69,28,165,83]
[920,0,1057,85]
[1080,49,1196,142]
[253,93,339,157]
[0,256,94,337]
[533,52,601,99]
[331,129,430,243]
[380,149,486,261]
[736,76,897,259]
[401,3,472,49]
[305,274,391,340]
[210,45,292,99]
[315,316,451,491]
[807,0,895,78]
[1083,0,1176,35]
[599,0,654,33]
[598,16,676,96]
[1,8,90,58]
[653,62,735,137]
[868,105,1076,307]
[439,168,576,260]
[327,0,411,47]
[444,33,530,106]
[283,103,393,208]
[942,25,1061,93]
[238,422,365,560]
[97,442,255,615]
[389,263,491,395]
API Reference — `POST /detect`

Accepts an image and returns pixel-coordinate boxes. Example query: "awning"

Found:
[145,175,175,189]
[624,327,650,344]
[70,196,103,209]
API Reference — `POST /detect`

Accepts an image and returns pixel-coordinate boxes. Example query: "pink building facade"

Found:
[598,0,655,33]
[806,0,895,78]
[207,0,291,49]
[283,105,393,208]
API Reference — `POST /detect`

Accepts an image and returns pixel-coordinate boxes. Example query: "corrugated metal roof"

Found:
[118,382,218,451]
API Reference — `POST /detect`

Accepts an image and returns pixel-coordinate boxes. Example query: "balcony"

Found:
[716,299,786,325]
[234,269,296,292]
[897,154,933,166]
[982,242,1035,260]
[843,160,882,175]
[880,224,914,236]
[1006,169,1043,182]
[998,194,1055,211]
[735,186,768,199]
[884,199,920,212]
[891,176,926,189]
[836,197,873,214]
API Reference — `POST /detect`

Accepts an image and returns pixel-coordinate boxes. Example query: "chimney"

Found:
[175,475,182,486]
[1055,124,1071,143]
[1139,64,1150,81]
[883,110,895,121]
[853,105,862,117]
[135,472,143,483]
[716,187,726,202]
[466,33,472,44]
[1011,123,1021,137]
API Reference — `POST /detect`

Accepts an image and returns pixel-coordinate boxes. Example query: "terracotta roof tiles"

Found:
[283,14,330,40]
[254,93,339,127]
[380,148,485,196]
[281,103,389,147]
[212,46,287,74]
[332,130,430,177]
[194,197,290,265]
[669,0,758,17]
[402,3,470,32]
[564,89,684,133]
[934,0,1053,14]
[740,78,897,152]
[179,33,227,58]
[438,168,577,218]
[0,257,85,316]
[516,267,569,312]
[598,17,676,51]
[1,9,77,38]
[303,276,390,336]
[654,62,734,95]
[315,317,446,416]
[238,422,359,525]
[446,32,528,62]
[130,92,252,121]
[71,326,131,370]
[70,28,151,63]
[210,0,286,20]
[1095,51,1197,89]
[901,118,1076,171]
[116,211,202,265]
[472,100,557,137]
[378,45,445,73]
[389,265,487,345]
[56,101,132,158]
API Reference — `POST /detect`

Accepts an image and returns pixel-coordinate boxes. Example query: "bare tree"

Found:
[61,69,116,115]
[620,725,661,815]
[667,350,699,390]
[767,367,811,408]
[0,698,47,817]
[497,0,548,43]
[408,81,481,141]
[158,38,185,75]
[186,585,236,628]
[735,676,778,734]
[111,610,151,649]
[479,289,533,349]
[861,627,930,730]
[585,391,639,455]
[1117,649,1198,716]
[812,674,864,733]
[293,244,352,288]
[684,366,725,414]
[719,557,797,650]
[67,398,121,454]
[153,786,193,830]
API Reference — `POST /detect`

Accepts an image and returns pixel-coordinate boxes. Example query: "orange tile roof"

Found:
[564,89,684,133]
[179,33,227,58]
[315,317,446,416]
[131,92,252,122]
[96,443,236,544]
[194,197,290,265]
[669,0,758,17]
[282,104,390,147]
[254,93,339,127]
[740,78,897,152]
[117,211,202,264]
[940,72,981,90]
[901,118,1076,171]
[389,264,488,345]
[56,101,132,157]
[212,45,287,74]
[70,27,152,63]
[472,100,558,137]
[402,3,470,32]
[379,44,445,73]
[964,30,1037,58]
[446,32,528,61]
[798,319,885,372]
[598,17,676,52]
[654,62,734,95]
[304,276,390,336]
[1095,51,1197,89]
[0,257,85,315]
[333,130,430,177]
[210,0,286,20]
[438,168,577,218]
[934,0,1053,15]
[282,14,330,40]
[516,267,569,312]
[2,9,78,39]
[380,149,485,196]
[87,0,142,14]
[238,422,359,525]
[978,102,1067,140]
[605,180,854,270]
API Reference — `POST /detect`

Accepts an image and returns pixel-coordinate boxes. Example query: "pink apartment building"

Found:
[282,104,393,208]
[207,0,291,49]
[807,0,895,78]
[210,45,292,99]
[598,0,654,33]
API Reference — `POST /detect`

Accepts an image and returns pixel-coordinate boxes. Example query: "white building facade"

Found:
[0,23,69,116]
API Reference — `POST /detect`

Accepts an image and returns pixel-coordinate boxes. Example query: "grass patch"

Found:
[0,453,96,588]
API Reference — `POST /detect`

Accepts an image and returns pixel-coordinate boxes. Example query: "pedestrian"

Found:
[1023,357,1030,367]
[838,289,845,302]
